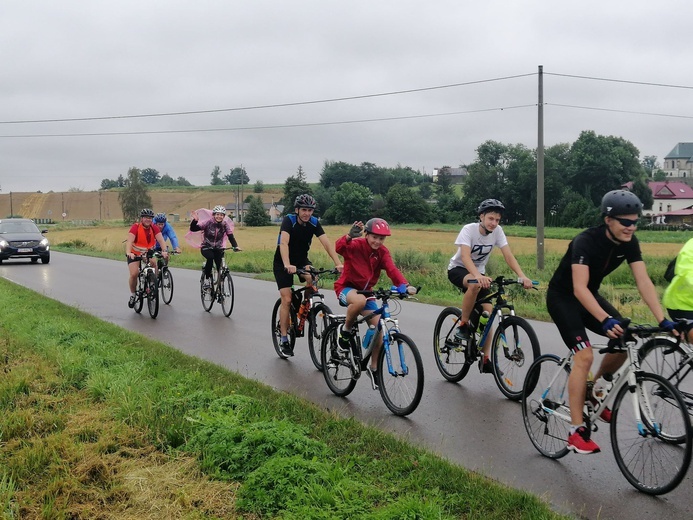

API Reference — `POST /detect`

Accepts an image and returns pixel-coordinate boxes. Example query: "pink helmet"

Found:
[364,218,391,236]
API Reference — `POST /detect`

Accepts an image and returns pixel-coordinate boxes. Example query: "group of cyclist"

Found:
[125,189,690,455]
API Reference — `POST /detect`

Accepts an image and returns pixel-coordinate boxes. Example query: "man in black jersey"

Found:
[547,189,676,454]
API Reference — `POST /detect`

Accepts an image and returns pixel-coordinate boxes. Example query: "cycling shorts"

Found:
[448,266,491,300]
[273,260,312,290]
[337,287,378,311]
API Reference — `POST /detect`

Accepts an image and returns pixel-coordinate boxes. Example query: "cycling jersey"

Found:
[447,222,508,274]
[190,218,238,249]
[154,221,180,250]
[128,223,162,255]
[663,237,693,311]
[273,214,325,268]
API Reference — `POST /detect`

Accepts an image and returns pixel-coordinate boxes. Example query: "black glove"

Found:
[601,317,620,335]
[659,319,677,332]
[348,224,362,239]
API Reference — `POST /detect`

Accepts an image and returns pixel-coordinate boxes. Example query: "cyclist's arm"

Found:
[226,232,239,249]
[279,230,295,273]
[630,261,667,324]
[125,232,136,259]
[317,233,344,271]
[154,232,169,257]
[499,244,533,289]
[165,224,180,250]
[572,263,618,331]
[459,245,489,286]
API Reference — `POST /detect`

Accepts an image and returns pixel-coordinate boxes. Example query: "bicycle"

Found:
[156,250,179,305]
[433,276,541,400]
[320,287,424,416]
[199,247,238,317]
[521,320,692,495]
[132,249,161,319]
[270,267,338,368]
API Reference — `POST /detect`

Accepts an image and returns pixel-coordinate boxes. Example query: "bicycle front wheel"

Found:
[433,307,470,382]
[308,302,332,370]
[134,274,144,314]
[271,298,296,359]
[378,332,424,416]
[200,273,214,312]
[146,270,159,318]
[491,316,541,401]
[321,322,357,397]
[639,338,693,414]
[611,372,692,495]
[160,267,174,304]
[220,272,235,317]
[521,354,571,459]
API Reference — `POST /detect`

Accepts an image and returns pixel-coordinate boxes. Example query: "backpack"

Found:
[664,257,677,283]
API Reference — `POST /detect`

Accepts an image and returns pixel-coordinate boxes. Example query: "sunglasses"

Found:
[613,217,639,227]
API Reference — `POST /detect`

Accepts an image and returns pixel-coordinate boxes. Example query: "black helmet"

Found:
[600,190,642,217]
[294,194,317,209]
[140,208,155,218]
[477,199,505,215]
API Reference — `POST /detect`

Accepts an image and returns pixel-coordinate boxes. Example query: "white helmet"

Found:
[212,205,226,215]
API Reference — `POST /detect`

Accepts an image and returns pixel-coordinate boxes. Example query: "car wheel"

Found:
[41,256,50,264]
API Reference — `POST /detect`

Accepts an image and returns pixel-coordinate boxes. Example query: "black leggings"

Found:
[201,248,224,278]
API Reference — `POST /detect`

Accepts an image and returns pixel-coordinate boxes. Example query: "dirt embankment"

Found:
[0,189,284,222]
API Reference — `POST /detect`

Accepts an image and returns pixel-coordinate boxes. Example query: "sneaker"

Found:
[280,341,294,358]
[481,359,494,374]
[128,295,136,308]
[338,325,352,352]
[567,426,601,454]
[366,366,380,390]
[454,323,470,344]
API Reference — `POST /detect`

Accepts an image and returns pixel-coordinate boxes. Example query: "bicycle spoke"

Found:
[378,332,424,416]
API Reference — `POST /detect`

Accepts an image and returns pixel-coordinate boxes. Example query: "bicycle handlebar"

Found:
[357,286,422,300]
[468,275,539,287]
[295,267,339,278]
[598,318,685,354]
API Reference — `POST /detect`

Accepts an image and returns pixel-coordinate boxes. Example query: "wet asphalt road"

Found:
[2,252,692,519]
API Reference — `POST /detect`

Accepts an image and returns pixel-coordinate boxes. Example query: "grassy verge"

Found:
[0,278,568,519]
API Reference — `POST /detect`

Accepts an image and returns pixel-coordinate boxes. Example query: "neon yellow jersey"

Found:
[663,237,693,311]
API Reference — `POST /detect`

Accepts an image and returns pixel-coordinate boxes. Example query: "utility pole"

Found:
[536,65,545,270]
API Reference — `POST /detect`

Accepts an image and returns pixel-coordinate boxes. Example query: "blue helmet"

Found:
[154,213,167,224]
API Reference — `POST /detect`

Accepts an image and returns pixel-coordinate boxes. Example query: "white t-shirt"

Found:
[447,222,508,273]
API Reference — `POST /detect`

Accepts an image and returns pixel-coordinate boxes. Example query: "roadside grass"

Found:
[0,278,568,519]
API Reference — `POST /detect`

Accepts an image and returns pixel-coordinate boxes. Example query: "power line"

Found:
[545,72,693,90]
[548,103,693,120]
[0,73,536,125]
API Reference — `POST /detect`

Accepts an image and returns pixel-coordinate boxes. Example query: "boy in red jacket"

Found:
[334,218,417,389]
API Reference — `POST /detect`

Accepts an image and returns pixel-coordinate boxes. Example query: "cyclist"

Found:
[334,218,416,390]
[547,189,676,454]
[273,194,343,357]
[125,208,169,308]
[189,205,242,287]
[447,198,533,373]
[153,213,182,254]
[663,237,693,342]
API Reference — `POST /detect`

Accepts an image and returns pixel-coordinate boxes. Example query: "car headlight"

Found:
[0,239,7,249]
[40,238,49,247]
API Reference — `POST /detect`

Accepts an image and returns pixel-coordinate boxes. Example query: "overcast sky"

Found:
[2,1,692,193]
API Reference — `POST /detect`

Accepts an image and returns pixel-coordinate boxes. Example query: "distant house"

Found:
[225,201,284,223]
[662,143,693,180]
[433,167,468,184]
[623,180,693,224]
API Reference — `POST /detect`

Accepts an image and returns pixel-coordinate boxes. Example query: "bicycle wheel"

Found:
[200,273,214,312]
[220,272,235,317]
[134,274,144,314]
[433,307,471,382]
[271,298,297,359]
[308,302,332,370]
[160,266,174,304]
[146,270,159,318]
[378,332,424,416]
[610,372,692,495]
[521,354,571,459]
[639,337,693,409]
[321,322,357,397]
[490,316,541,401]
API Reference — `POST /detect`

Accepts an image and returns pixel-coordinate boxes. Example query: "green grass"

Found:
[0,277,569,519]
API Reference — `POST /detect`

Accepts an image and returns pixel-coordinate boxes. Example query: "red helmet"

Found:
[364,218,391,236]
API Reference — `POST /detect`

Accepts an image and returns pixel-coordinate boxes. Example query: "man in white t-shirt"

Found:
[447,198,533,372]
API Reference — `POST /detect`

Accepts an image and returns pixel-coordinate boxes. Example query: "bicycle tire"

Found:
[521,354,571,459]
[160,266,174,304]
[308,302,332,370]
[433,306,470,382]
[378,332,424,416]
[220,271,235,317]
[490,316,541,401]
[146,270,159,318]
[271,298,297,359]
[321,322,357,397]
[200,273,214,312]
[610,371,692,495]
[134,273,145,314]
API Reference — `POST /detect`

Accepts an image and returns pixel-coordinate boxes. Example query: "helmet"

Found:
[294,194,317,209]
[154,213,167,223]
[212,205,227,215]
[364,217,391,236]
[140,208,155,218]
[600,190,643,217]
[477,199,505,216]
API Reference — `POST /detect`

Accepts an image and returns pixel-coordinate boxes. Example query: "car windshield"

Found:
[0,222,41,234]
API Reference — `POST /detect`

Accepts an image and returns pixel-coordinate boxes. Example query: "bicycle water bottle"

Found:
[363,324,376,349]
[593,373,613,400]
[477,311,490,332]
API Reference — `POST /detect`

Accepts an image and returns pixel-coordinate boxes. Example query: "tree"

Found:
[210,165,224,186]
[631,177,654,210]
[253,180,265,193]
[641,155,659,177]
[100,178,118,190]
[225,167,249,185]
[327,182,373,224]
[141,168,161,185]
[118,167,152,223]
[435,166,454,196]
[281,166,311,216]
[244,195,271,226]
[418,182,433,200]
[384,184,433,224]
[176,176,192,186]
[159,174,176,186]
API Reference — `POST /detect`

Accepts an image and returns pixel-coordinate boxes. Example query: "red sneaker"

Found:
[567,426,601,455]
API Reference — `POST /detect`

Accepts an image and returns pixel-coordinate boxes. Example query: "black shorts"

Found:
[547,288,621,353]
[667,309,693,335]
[448,266,491,300]
[273,259,311,290]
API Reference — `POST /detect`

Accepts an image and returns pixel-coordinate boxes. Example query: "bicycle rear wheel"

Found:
[271,298,296,359]
[160,267,174,304]
[220,272,235,317]
[611,372,692,495]
[200,273,214,312]
[308,302,332,370]
[491,316,541,401]
[433,307,471,382]
[321,322,357,397]
[378,332,424,416]
[639,337,693,415]
[521,354,571,459]
[146,271,159,318]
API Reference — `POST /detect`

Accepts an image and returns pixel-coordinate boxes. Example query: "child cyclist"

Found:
[334,218,417,390]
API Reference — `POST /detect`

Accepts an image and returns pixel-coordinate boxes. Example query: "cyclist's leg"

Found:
[590,296,626,381]
[274,266,294,338]
[448,267,476,324]
[201,248,215,279]
[127,257,139,293]
[213,249,224,288]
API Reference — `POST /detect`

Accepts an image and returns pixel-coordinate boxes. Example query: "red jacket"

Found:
[334,235,408,296]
